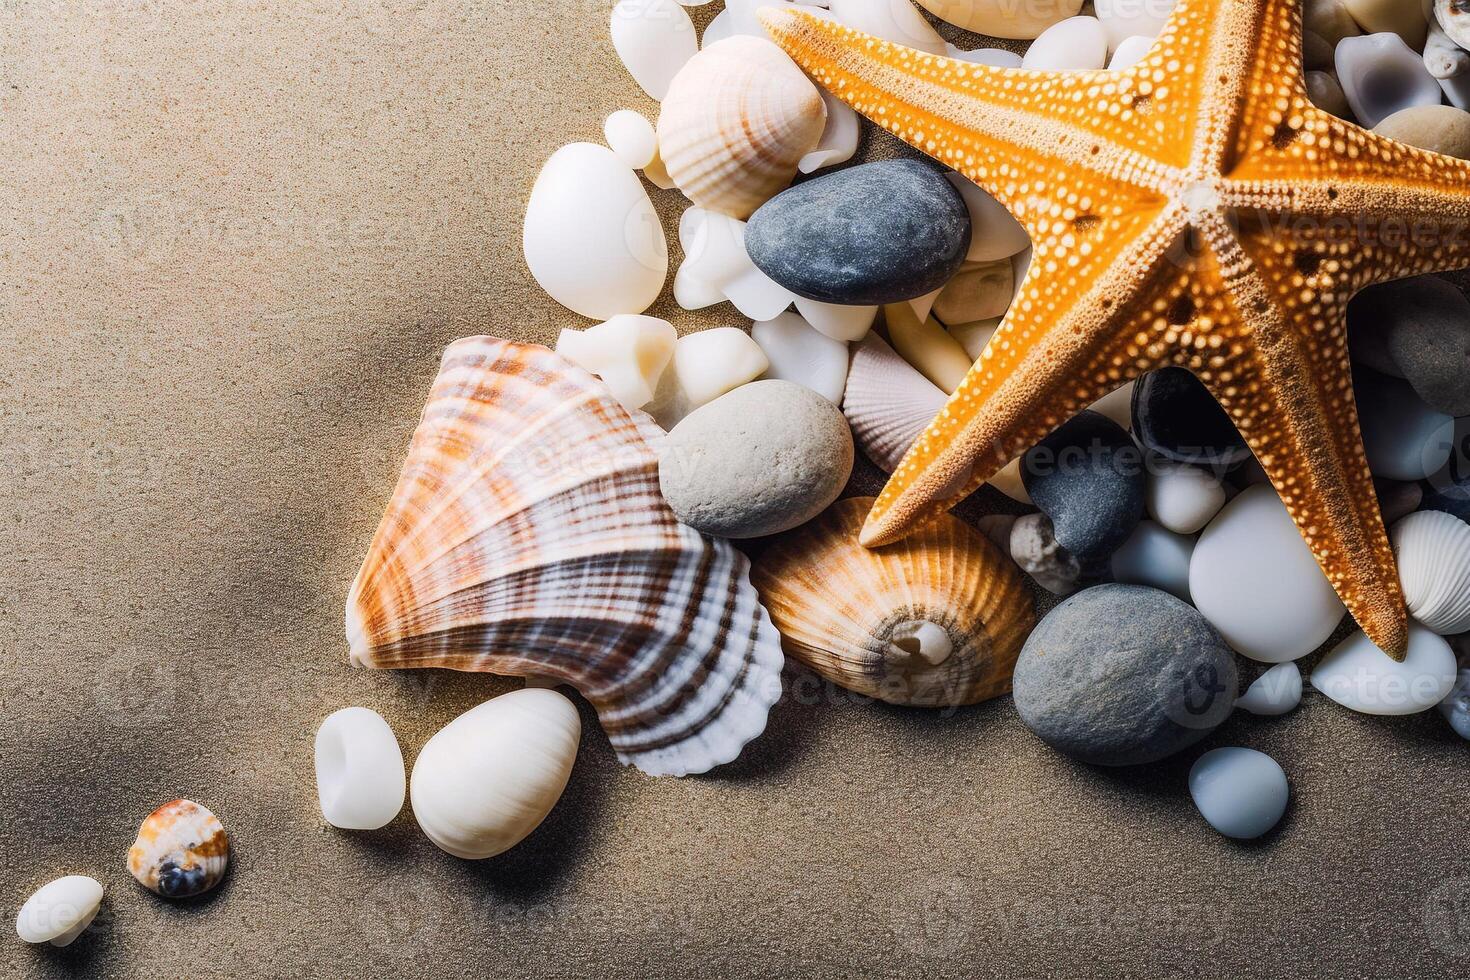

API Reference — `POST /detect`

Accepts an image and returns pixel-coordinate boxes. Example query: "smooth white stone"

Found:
[752,311,849,403]
[1147,459,1227,534]
[524,143,667,320]
[826,0,948,54]
[945,173,1030,263]
[16,876,103,946]
[725,0,832,35]
[1089,380,1136,430]
[1235,662,1303,715]
[315,706,407,831]
[675,206,796,321]
[794,297,879,342]
[1189,484,1346,663]
[1311,623,1458,715]
[1110,520,1194,601]
[933,260,1013,326]
[1357,371,1455,481]
[1021,16,1110,71]
[556,314,677,410]
[800,91,861,173]
[1094,0,1176,52]
[1189,748,1289,840]
[611,0,699,100]
[649,327,770,427]
[1335,32,1443,128]
[1108,34,1156,70]
[947,316,1000,360]
[603,110,658,169]
[919,0,1083,39]
[945,45,1024,67]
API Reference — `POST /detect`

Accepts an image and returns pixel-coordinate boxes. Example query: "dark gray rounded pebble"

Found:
[744,160,970,305]
[1349,275,1470,416]
[1021,410,1145,565]
[1012,584,1239,767]
[1422,417,1470,521]
[1131,367,1250,466]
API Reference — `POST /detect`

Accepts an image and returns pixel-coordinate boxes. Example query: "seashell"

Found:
[346,337,784,776]
[1310,623,1458,715]
[556,314,676,412]
[1436,0,1470,49]
[752,311,849,404]
[932,259,1013,327]
[830,0,949,52]
[610,0,698,101]
[1235,662,1303,716]
[1108,35,1156,71]
[411,689,580,860]
[1021,16,1110,71]
[1345,0,1429,48]
[1335,32,1443,129]
[16,876,103,947]
[751,498,1036,706]
[945,173,1030,263]
[1425,21,1470,80]
[842,332,947,473]
[883,302,973,394]
[1391,510,1470,634]
[645,326,769,429]
[801,90,861,174]
[523,143,667,320]
[913,0,1081,40]
[127,800,229,898]
[674,205,796,321]
[603,110,658,170]
[315,707,406,831]
[657,36,826,220]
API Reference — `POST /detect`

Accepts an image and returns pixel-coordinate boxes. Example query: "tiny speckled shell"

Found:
[127,799,229,898]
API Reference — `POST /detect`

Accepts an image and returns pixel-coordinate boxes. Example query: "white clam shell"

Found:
[1235,662,1303,716]
[1022,15,1110,70]
[914,0,1081,40]
[523,143,667,320]
[314,707,406,831]
[16,876,103,947]
[841,332,946,473]
[1391,510,1470,635]
[657,36,826,219]
[556,314,677,411]
[675,206,796,320]
[411,689,581,860]
[945,173,1030,263]
[610,0,698,101]
[752,311,850,404]
[604,110,658,170]
[1335,32,1443,129]
[1311,624,1458,715]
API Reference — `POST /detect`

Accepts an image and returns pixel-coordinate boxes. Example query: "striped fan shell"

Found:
[346,336,784,777]
[751,497,1036,707]
[842,332,947,473]
[1391,509,1470,636]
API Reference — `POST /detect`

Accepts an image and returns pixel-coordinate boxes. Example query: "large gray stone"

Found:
[659,379,853,539]
[1012,584,1238,767]
[1021,410,1146,565]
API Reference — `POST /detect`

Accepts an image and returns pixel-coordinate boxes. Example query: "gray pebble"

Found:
[1349,275,1470,417]
[1009,513,1082,595]
[1438,668,1470,740]
[1022,410,1146,565]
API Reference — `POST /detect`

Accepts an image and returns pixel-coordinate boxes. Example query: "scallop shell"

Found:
[751,498,1036,706]
[841,332,946,473]
[1391,509,1470,635]
[656,35,826,219]
[346,336,784,777]
[127,799,229,898]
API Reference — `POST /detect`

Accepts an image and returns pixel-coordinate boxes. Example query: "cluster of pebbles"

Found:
[515,0,1470,841]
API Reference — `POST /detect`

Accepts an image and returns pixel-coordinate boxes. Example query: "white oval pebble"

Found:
[1189,484,1346,663]
[1110,520,1194,601]
[1021,16,1110,71]
[826,0,948,54]
[752,311,849,404]
[1108,34,1156,70]
[604,110,658,170]
[315,707,406,831]
[1235,662,1303,716]
[523,143,667,320]
[1189,748,1289,840]
[16,876,103,947]
[945,173,1030,263]
[800,91,861,174]
[1335,31,1442,128]
[1311,623,1458,715]
[1147,459,1227,534]
[1094,0,1177,52]
[610,0,699,101]
[794,297,878,342]
[648,327,770,428]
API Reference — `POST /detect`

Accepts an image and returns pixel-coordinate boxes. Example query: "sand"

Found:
[1,2,1467,978]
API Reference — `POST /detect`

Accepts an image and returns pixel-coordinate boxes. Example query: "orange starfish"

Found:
[762,0,1470,658]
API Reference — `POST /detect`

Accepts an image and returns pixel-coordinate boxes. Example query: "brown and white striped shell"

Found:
[657,35,826,219]
[127,799,229,898]
[751,498,1036,707]
[346,336,784,777]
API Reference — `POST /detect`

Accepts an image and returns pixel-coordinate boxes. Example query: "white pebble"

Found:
[1311,624,1458,715]
[794,297,878,342]
[1021,16,1110,71]
[557,314,677,411]
[1235,662,1303,715]
[800,91,861,174]
[1335,32,1442,128]
[16,876,103,947]
[648,327,769,428]
[945,173,1030,263]
[610,0,698,101]
[315,707,407,831]
[752,311,849,404]
[1094,0,1176,52]
[1107,34,1156,70]
[1147,459,1227,534]
[675,206,795,321]
[945,46,1024,67]
[1110,520,1194,601]
[603,110,658,169]
[1189,748,1289,840]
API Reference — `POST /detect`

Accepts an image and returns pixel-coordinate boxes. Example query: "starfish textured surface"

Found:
[762,0,1470,658]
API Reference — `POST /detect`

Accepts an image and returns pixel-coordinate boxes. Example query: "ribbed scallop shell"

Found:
[842,332,947,473]
[127,799,229,898]
[346,336,784,777]
[751,498,1036,706]
[657,35,826,219]
[1391,510,1470,635]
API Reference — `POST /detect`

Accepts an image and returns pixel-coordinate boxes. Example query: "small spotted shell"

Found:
[127,799,229,898]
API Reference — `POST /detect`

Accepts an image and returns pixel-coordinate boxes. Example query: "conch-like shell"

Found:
[657,35,826,219]
[1435,0,1470,49]
[1391,510,1470,635]
[751,498,1036,706]
[841,332,946,473]
[346,336,784,777]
